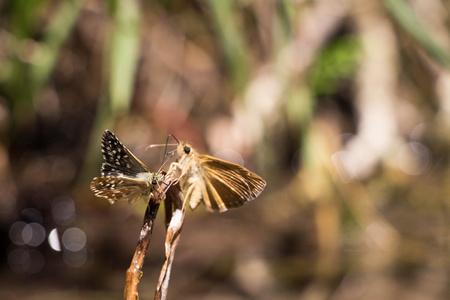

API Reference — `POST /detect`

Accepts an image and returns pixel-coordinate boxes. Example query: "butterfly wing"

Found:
[91,176,151,205]
[91,130,160,205]
[193,154,266,212]
[101,130,149,177]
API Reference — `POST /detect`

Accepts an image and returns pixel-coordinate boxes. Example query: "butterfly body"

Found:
[91,130,164,205]
[171,142,266,212]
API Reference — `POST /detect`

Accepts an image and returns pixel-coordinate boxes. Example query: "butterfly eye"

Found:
[184,146,191,154]
[152,179,157,185]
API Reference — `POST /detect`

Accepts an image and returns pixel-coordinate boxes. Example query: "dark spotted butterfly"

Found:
[90,130,164,205]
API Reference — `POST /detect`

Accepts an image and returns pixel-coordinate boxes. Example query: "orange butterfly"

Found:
[169,141,266,212]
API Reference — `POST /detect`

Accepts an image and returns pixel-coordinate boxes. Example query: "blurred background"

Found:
[2,0,450,299]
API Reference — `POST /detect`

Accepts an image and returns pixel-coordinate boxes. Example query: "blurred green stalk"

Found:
[206,0,250,93]
[30,0,85,95]
[383,0,450,69]
[83,0,141,181]
[108,0,141,114]
[4,0,84,122]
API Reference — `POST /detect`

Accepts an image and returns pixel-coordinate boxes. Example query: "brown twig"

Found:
[124,195,163,300]
[155,182,186,300]
[123,172,185,300]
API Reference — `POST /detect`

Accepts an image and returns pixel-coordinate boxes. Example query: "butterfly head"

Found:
[177,142,194,158]
[151,172,165,186]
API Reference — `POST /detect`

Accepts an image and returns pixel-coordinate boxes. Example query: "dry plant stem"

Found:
[155,182,186,300]
[124,198,162,300]
[123,172,184,300]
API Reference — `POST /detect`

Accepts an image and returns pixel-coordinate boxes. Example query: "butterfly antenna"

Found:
[156,150,175,174]
[147,135,179,174]
[146,134,179,168]
[168,134,180,144]
[145,143,177,151]
[163,134,179,160]
[161,134,180,162]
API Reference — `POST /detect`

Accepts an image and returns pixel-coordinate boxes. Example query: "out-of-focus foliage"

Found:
[310,36,359,95]
[2,0,450,299]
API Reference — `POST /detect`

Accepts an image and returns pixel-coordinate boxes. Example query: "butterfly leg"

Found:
[167,162,182,180]
[168,162,192,186]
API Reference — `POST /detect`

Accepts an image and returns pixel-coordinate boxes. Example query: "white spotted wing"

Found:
[90,130,163,205]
